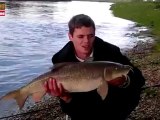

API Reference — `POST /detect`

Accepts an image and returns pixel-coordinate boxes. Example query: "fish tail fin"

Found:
[97,81,108,100]
[0,89,28,109]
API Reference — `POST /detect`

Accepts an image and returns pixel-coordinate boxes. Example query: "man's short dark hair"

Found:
[68,14,95,35]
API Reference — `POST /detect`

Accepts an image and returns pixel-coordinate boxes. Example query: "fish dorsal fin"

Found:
[97,80,108,100]
[50,62,71,71]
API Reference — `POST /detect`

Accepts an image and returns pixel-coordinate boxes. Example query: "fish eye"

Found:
[115,67,118,70]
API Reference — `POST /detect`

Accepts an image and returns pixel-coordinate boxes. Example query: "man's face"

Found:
[68,26,95,57]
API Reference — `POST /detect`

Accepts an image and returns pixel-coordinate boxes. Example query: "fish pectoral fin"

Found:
[32,90,46,102]
[16,94,28,109]
[97,81,108,100]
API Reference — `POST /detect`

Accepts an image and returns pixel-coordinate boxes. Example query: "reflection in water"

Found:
[0,1,152,117]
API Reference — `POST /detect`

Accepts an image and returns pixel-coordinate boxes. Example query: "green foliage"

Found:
[154,2,160,9]
[131,0,143,2]
[111,2,160,51]
[111,2,160,31]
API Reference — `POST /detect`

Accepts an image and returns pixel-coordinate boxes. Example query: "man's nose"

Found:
[83,36,90,43]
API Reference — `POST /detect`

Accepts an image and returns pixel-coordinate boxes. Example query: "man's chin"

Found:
[82,51,90,55]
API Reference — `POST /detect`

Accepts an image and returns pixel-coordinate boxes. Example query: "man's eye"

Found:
[78,36,83,38]
[88,35,94,38]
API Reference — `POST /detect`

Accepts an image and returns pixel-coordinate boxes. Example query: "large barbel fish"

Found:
[0,61,132,109]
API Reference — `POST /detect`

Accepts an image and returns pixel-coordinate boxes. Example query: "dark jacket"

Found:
[52,36,145,120]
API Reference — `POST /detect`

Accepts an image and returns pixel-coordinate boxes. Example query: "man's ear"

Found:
[68,33,73,41]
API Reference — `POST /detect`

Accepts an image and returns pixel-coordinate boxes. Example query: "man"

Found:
[44,14,145,120]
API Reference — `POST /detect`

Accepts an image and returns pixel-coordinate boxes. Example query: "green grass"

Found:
[110,2,160,51]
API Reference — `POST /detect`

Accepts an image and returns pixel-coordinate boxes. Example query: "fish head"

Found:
[104,64,132,81]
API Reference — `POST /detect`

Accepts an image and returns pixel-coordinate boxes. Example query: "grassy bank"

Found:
[110,2,160,51]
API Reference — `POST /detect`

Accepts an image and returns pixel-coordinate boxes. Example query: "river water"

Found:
[0,0,152,117]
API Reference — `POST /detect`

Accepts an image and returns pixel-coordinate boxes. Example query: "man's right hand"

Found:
[44,77,72,103]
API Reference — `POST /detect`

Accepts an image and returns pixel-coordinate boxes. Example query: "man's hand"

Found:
[108,75,130,88]
[44,77,72,103]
